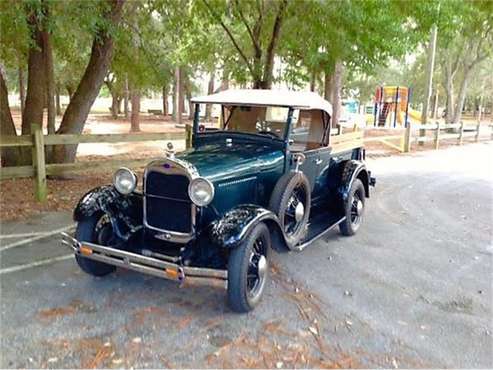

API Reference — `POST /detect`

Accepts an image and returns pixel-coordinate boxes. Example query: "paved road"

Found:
[1,142,492,368]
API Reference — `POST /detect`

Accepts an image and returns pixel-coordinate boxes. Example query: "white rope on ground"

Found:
[0,254,73,275]
[0,224,75,252]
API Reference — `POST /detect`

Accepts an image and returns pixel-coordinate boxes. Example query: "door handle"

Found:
[315,158,322,165]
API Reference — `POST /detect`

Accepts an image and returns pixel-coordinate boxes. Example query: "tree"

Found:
[436,1,492,123]
[0,67,21,166]
[53,0,125,163]
[22,2,46,137]
[199,0,289,89]
[130,88,140,132]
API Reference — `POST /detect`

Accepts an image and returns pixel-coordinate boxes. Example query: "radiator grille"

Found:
[145,171,192,233]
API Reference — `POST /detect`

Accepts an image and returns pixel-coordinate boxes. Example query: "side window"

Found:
[290,110,326,151]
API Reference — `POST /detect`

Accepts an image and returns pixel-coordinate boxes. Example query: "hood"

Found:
[176,142,284,182]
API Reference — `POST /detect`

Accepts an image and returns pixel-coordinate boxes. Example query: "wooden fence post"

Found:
[403,121,412,153]
[434,122,440,150]
[31,123,47,202]
[418,124,425,146]
[185,124,192,149]
[458,121,464,145]
[475,121,481,142]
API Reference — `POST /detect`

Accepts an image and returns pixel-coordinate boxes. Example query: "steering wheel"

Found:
[258,131,279,139]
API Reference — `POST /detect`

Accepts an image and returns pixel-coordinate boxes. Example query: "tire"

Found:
[75,213,116,277]
[269,171,311,248]
[227,222,271,313]
[339,179,365,236]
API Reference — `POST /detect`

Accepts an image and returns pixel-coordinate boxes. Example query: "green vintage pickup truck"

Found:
[62,89,375,312]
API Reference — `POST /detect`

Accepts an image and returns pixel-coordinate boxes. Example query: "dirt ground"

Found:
[0,142,491,368]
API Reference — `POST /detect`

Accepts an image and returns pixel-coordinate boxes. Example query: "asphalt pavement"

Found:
[1,142,492,368]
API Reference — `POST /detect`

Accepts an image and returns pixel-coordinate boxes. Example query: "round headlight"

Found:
[113,167,137,195]
[188,177,214,206]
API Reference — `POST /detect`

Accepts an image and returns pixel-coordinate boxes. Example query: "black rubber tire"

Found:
[227,222,271,313]
[75,214,116,277]
[268,171,311,247]
[339,179,365,236]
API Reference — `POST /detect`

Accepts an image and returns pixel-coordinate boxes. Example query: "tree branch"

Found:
[201,0,255,77]
[233,0,261,55]
[262,0,288,84]
[451,38,466,77]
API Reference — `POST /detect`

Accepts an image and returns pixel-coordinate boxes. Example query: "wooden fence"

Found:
[0,122,491,202]
[360,121,492,153]
[0,124,186,201]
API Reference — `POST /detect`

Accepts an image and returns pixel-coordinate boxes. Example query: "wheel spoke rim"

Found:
[283,185,306,237]
[350,191,363,226]
[247,238,267,298]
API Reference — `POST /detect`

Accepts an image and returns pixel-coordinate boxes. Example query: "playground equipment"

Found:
[340,99,366,128]
[372,86,411,127]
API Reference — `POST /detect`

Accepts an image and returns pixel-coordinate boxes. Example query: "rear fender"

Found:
[73,185,143,240]
[339,160,370,200]
[209,204,288,250]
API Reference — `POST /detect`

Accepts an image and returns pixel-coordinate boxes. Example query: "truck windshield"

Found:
[201,105,298,139]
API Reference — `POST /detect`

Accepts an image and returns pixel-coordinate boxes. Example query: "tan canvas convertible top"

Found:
[192,89,333,117]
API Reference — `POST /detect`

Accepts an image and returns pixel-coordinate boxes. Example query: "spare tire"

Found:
[269,171,311,249]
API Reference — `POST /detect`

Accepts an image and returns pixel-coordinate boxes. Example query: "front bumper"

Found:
[60,233,227,289]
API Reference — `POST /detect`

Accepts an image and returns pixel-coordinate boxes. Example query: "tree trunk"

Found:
[22,9,46,136]
[1,68,21,166]
[324,68,333,103]
[42,23,56,134]
[175,66,183,124]
[66,85,74,101]
[52,0,125,164]
[261,0,287,90]
[220,67,229,91]
[421,24,437,124]
[452,67,472,124]
[130,89,140,132]
[444,63,454,122]
[110,92,119,119]
[431,87,439,119]
[183,73,194,120]
[187,91,193,120]
[162,84,168,116]
[331,61,344,128]
[18,65,25,116]
[123,75,129,118]
[55,83,61,115]
[205,70,214,121]
[117,96,122,114]
[172,79,177,121]
[310,71,316,92]
[180,77,185,115]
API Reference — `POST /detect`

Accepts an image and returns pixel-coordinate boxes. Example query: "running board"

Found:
[295,216,346,251]
[60,232,227,289]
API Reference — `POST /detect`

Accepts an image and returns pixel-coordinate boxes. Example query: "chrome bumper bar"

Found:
[60,232,227,289]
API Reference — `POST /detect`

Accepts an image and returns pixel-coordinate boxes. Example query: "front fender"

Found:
[209,204,284,249]
[339,160,370,200]
[73,185,143,239]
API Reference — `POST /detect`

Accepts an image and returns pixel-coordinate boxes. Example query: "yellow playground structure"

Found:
[369,86,423,127]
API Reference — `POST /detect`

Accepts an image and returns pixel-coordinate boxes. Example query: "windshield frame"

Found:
[193,103,295,145]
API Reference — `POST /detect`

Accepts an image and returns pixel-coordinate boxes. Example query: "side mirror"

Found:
[165,142,175,158]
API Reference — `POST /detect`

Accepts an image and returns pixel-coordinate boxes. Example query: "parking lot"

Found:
[1,142,492,368]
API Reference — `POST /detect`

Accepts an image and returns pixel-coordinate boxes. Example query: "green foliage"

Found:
[1,0,490,112]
